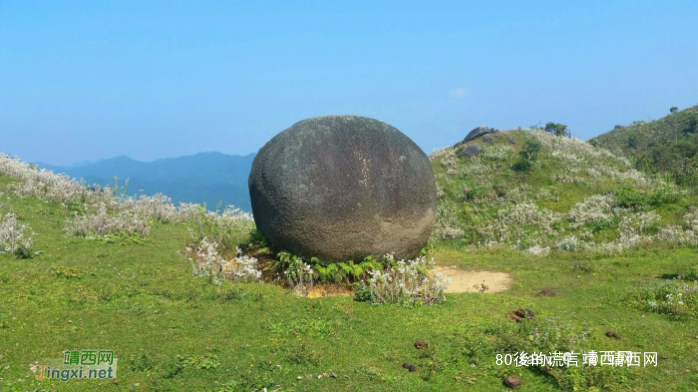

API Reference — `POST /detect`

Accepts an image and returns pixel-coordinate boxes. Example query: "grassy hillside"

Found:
[430,130,698,256]
[1,149,698,391]
[592,105,698,186]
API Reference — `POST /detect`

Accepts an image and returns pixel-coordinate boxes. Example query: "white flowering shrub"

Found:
[479,202,561,244]
[65,203,150,238]
[184,204,255,254]
[482,145,513,160]
[685,211,698,232]
[554,236,592,252]
[187,238,261,285]
[0,155,89,206]
[653,225,698,248]
[0,213,34,258]
[629,279,698,317]
[355,254,450,306]
[524,245,550,257]
[430,201,464,242]
[285,259,314,296]
[0,153,255,243]
[123,193,179,223]
[533,131,633,170]
[427,129,696,257]
[566,194,614,229]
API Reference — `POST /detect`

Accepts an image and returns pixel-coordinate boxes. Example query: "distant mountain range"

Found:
[36,152,255,212]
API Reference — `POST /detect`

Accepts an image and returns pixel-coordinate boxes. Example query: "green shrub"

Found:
[520,137,542,161]
[627,135,638,148]
[626,279,698,318]
[612,189,680,209]
[612,190,648,209]
[512,157,532,173]
[675,140,697,158]
[683,113,698,134]
[544,122,571,137]
[680,265,698,281]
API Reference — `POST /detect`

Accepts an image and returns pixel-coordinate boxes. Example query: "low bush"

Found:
[626,278,698,318]
[65,203,150,238]
[354,254,450,306]
[0,213,34,258]
[186,237,262,285]
[612,188,681,209]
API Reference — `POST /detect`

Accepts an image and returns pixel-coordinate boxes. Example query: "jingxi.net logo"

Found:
[35,349,117,382]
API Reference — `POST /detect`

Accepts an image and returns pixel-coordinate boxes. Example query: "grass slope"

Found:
[592,105,698,186]
[1,165,698,390]
[429,130,698,256]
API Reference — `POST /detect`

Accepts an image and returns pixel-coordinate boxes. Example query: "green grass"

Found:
[1,177,698,391]
[430,129,698,254]
[592,104,698,186]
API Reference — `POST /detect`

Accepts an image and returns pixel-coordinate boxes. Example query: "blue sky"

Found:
[1,0,697,165]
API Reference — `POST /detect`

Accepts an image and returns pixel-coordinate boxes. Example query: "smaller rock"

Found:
[322,373,329,378]
[458,125,499,145]
[660,355,668,360]
[504,374,521,389]
[414,341,429,349]
[317,374,322,379]
[402,362,417,372]
[536,289,556,297]
[507,308,535,322]
[482,135,494,143]
[305,374,312,379]
[605,331,622,340]
[461,144,482,157]
[331,373,338,378]
[297,376,302,380]
[508,137,517,144]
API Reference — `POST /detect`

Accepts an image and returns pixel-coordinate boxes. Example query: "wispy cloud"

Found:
[449,87,469,100]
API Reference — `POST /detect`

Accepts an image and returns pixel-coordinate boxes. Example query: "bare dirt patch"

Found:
[435,266,512,293]
[307,285,354,298]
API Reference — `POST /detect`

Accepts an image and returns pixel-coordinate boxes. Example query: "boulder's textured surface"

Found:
[457,125,499,146]
[248,115,437,262]
[482,135,494,143]
[461,144,482,157]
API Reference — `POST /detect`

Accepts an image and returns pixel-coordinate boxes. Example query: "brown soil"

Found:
[434,266,512,293]
[306,285,354,298]
[304,266,512,298]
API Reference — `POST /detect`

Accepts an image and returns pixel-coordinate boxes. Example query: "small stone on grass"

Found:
[504,374,521,389]
[414,340,429,349]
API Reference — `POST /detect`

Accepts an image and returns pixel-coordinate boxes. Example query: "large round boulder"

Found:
[248,115,437,262]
